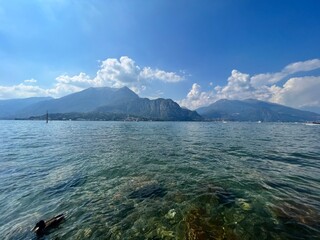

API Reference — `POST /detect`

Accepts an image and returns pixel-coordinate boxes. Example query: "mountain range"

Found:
[0,97,52,119]
[196,99,320,122]
[0,87,319,122]
[0,87,202,121]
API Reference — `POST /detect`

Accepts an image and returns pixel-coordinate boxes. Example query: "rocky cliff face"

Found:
[97,98,202,121]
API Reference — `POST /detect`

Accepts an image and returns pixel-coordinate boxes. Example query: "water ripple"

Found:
[0,121,319,239]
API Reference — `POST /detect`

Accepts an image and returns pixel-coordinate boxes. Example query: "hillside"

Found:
[2,87,202,121]
[16,87,139,117]
[0,97,53,119]
[96,98,202,121]
[196,99,320,122]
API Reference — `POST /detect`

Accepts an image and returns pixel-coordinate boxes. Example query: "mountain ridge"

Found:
[1,87,202,121]
[196,98,320,122]
[1,88,319,122]
[0,97,53,119]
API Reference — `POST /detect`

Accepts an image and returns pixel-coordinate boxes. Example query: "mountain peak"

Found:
[1,86,201,121]
[196,98,320,122]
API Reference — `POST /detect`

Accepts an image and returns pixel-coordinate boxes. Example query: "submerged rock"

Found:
[165,209,177,220]
[184,208,215,240]
[83,228,92,238]
[111,176,165,201]
[270,201,320,227]
[236,198,252,211]
[180,183,240,239]
[156,226,175,238]
[269,200,320,239]
[209,187,236,206]
[128,183,166,199]
[196,183,236,207]
[182,207,239,240]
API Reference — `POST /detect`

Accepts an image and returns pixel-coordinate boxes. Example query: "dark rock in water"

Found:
[184,208,215,240]
[216,190,235,206]
[108,203,135,224]
[44,174,86,197]
[128,183,166,199]
[205,185,236,207]
[269,201,320,239]
[270,201,320,228]
[183,208,239,240]
[179,184,240,239]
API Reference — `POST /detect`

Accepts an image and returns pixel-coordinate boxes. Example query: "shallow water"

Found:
[0,121,319,239]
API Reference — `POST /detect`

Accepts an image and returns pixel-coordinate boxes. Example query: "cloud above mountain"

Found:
[179,59,320,111]
[0,56,184,99]
[1,57,319,113]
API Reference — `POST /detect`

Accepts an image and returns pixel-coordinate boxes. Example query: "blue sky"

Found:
[0,0,320,111]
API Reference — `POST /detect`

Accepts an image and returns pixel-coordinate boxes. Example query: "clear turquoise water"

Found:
[0,121,319,239]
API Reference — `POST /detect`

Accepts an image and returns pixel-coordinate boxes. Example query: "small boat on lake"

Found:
[306,121,320,125]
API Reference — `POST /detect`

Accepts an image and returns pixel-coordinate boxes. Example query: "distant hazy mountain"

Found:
[197,99,320,122]
[0,97,52,119]
[17,87,139,117]
[300,106,320,114]
[4,87,201,121]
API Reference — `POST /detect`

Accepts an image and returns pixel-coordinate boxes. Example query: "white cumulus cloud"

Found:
[179,59,320,111]
[140,67,184,82]
[94,56,141,88]
[56,72,91,85]
[178,83,216,110]
[0,84,48,99]
[270,76,320,109]
[55,56,184,94]
[0,56,184,99]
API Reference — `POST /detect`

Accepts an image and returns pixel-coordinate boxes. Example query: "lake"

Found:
[0,121,319,239]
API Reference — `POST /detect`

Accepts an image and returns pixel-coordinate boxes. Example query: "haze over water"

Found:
[0,121,319,239]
